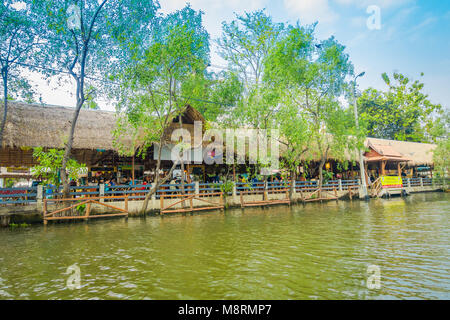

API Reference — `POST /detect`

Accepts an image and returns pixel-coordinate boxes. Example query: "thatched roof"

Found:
[1,101,129,150]
[365,138,436,166]
[1,101,206,152]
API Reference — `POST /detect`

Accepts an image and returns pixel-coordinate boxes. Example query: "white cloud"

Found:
[283,0,339,24]
[159,0,268,38]
[334,0,413,9]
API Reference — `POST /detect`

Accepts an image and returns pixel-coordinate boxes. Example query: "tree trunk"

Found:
[318,157,326,190]
[0,67,8,147]
[289,169,296,201]
[179,114,185,195]
[140,158,178,215]
[60,99,83,198]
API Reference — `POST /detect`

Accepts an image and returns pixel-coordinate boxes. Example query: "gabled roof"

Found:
[369,143,403,158]
[365,138,436,165]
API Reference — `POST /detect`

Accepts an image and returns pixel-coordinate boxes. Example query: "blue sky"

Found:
[34,0,450,110]
[161,0,450,109]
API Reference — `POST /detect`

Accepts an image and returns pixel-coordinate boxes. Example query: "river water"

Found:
[0,192,448,300]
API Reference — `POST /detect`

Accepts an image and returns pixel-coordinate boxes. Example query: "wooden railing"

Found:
[0,187,37,205]
[370,177,382,197]
[160,192,224,214]
[43,195,129,225]
[1,178,446,208]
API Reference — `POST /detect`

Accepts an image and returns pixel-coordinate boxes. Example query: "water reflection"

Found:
[0,192,448,300]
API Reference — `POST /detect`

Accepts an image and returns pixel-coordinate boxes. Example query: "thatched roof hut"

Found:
[365,138,436,167]
[1,101,206,151]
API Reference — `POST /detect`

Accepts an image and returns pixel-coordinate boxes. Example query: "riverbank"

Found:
[0,184,446,227]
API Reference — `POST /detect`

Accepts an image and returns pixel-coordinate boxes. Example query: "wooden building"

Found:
[0,101,207,182]
[363,138,437,179]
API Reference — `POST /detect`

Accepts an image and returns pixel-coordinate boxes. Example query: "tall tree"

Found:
[114,5,210,214]
[217,9,285,86]
[0,1,42,145]
[265,24,361,187]
[358,72,443,142]
[217,10,287,178]
[430,112,449,179]
[34,0,159,197]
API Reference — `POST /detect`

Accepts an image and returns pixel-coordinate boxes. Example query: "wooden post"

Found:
[381,161,386,176]
[233,163,236,182]
[398,162,401,177]
[160,194,164,214]
[132,153,135,184]
[85,202,91,221]
[125,195,128,213]
[349,185,352,200]
[43,199,48,225]
[240,191,243,208]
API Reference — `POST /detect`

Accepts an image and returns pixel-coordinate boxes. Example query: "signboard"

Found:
[6,167,29,173]
[381,176,403,188]
[91,166,115,172]
[119,165,144,171]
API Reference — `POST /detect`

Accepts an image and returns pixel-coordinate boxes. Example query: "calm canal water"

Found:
[0,192,449,300]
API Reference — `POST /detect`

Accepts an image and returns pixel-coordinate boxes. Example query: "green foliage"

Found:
[31,0,160,107]
[264,24,361,181]
[114,5,210,158]
[217,180,234,194]
[323,171,334,183]
[218,9,286,129]
[0,1,44,143]
[31,147,86,188]
[76,203,86,214]
[4,178,15,188]
[218,9,285,85]
[182,70,243,122]
[8,222,30,229]
[358,72,443,142]
[431,112,449,178]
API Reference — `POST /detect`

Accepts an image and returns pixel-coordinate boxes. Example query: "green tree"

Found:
[218,9,285,86]
[114,5,210,214]
[32,147,86,189]
[265,24,361,188]
[358,72,442,142]
[0,1,43,145]
[430,112,449,179]
[181,70,243,122]
[33,0,159,197]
